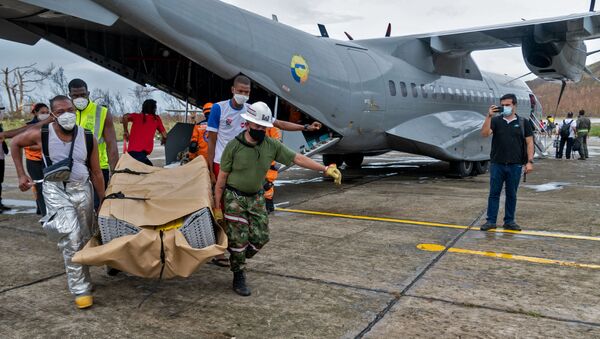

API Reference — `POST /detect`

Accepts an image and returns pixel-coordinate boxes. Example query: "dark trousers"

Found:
[26,159,46,216]
[486,163,522,225]
[556,137,574,159]
[128,151,153,166]
[94,169,110,210]
[577,133,589,159]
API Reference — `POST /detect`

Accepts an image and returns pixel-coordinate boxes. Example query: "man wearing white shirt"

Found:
[556,112,577,159]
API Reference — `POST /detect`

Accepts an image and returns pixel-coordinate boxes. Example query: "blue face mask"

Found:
[501,106,513,117]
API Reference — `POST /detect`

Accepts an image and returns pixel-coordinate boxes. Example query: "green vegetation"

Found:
[591,125,600,137]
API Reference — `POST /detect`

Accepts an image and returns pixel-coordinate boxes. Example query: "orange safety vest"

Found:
[188,123,209,162]
[24,146,42,161]
[264,127,281,199]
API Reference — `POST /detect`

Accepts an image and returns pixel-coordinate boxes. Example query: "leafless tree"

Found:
[2,64,53,115]
[48,65,69,96]
[129,85,157,112]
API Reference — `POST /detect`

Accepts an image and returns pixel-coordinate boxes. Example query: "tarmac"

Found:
[1,138,599,338]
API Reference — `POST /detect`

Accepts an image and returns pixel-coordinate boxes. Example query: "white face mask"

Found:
[57,112,77,131]
[37,113,50,121]
[233,94,249,105]
[72,97,89,110]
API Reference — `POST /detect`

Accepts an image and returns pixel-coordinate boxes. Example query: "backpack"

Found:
[41,124,94,170]
[559,120,572,139]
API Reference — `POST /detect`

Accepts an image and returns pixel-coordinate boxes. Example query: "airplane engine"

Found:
[522,37,586,82]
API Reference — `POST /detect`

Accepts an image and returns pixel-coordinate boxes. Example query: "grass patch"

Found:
[591,125,600,137]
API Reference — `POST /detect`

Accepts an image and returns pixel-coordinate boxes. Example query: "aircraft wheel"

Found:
[473,161,489,175]
[451,161,473,178]
[344,154,364,168]
[322,154,344,167]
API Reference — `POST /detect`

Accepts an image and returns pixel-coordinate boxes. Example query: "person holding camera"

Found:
[11,95,104,309]
[480,94,534,232]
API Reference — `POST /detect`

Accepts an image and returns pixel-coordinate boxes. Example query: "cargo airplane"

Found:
[2,0,600,175]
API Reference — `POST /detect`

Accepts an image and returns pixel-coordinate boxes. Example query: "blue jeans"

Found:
[486,163,522,225]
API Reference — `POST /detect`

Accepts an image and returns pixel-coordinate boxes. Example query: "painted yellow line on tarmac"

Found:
[276,208,600,242]
[418,243,600,270]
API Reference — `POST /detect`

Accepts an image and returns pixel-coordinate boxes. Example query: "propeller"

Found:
[344,32,354,40]
[385,23,392,37]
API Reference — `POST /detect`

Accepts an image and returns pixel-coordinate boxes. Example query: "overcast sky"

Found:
[1,0,599,110]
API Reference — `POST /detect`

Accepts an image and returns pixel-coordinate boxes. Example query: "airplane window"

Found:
[389,80,397,96]
[400,82,408,97]
[431,85,437,99]
[470,90,475,102]
[411,83,418,97]
[421,84,428,98]
[476,91,482,102]
[455,88,462,100]
[440,87,446,99]
[463,89,469,102]
[447,88,454,100]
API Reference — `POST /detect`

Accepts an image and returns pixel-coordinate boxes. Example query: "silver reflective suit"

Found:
[41,180,94,296]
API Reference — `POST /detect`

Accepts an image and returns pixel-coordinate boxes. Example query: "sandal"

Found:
[211,258,230,267]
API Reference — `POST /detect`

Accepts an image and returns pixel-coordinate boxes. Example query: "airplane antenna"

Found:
[504,71,532,84]
[344,32,354,40]
[591,0,596,11]
[317,24,329,38]
[272,14,278,22]
[385,23,392,37]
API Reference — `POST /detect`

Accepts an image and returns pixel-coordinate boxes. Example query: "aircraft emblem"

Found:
[290,54,309,84]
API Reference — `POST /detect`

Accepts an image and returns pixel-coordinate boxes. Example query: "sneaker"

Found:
[480,222,496,231]
[503,223,522,231]
[75,294,93,309]
[232,270,251,296]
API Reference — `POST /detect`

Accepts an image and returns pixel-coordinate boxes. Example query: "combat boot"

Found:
[232,270,251,296]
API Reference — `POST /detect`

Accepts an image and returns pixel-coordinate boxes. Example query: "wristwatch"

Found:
[303,124,309,131]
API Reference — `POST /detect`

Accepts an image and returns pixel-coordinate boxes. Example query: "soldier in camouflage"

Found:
[214,101,342,296]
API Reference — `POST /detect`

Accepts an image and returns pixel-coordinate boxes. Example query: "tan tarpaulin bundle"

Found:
[73,154,227,278]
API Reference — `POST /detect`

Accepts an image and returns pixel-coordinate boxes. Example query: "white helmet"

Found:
[241,101,273,127]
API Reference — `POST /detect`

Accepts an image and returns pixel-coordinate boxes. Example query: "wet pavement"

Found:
[0,139,599,338]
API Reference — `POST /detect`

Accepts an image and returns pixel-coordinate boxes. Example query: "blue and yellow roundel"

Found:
[290,55,309,84]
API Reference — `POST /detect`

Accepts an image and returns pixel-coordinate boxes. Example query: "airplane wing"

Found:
[358,12,600,53]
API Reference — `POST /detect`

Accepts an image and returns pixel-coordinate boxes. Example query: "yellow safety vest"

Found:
[76,101,109,169]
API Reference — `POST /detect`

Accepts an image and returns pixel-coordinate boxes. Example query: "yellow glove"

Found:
[325,164,342,185]
[213,208,224,224]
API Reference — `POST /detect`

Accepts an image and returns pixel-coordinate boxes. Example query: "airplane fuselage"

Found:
[96,0,540,162]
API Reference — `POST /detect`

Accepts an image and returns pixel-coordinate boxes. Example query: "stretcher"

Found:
[73,153,227,278]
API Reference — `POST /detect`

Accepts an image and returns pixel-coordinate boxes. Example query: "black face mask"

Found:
[248,128,266,143]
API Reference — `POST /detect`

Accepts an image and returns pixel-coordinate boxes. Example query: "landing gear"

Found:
[344,154,364,168]
[450,161,473,178]
[322,154,343,167]
[472,161,489,175]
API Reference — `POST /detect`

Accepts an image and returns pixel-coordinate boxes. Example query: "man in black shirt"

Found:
[480,94,534,231]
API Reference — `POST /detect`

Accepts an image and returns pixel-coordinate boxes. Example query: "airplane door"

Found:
[347,50,386,129]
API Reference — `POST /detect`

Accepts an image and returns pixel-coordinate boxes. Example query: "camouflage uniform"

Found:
[224,189,269,272]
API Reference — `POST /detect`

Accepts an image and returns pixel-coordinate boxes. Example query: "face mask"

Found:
[72,97,89,110]
[233,94,249,105]
[57,112,77,131]
[37,113,50,121]
[248,128,266,143]
[501,106,513,117]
